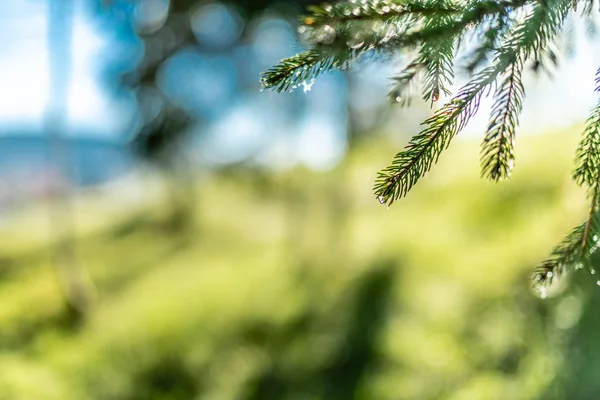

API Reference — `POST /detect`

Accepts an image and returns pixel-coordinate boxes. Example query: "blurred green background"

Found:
[2,0,600,399]
[1,128,599,399]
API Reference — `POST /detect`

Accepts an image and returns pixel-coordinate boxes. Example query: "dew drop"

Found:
[347,36,365,49]
[378,195,386,205]
[534,273,543,282]
[547,271,554,278]
[432,88,440,102]
[317,25,336,45]
[352,6,361,16]
[594,234,599,242]
[395,96,402,103]
[596,280,600,286]
[382,5,391,12]
[592,269,597,275]
[539,287,548,299]
[324,4,333,12]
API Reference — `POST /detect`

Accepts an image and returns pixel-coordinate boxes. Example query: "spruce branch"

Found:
[262,0,533,93]
[582,180,600,253]
[533,222,589,289]
[262,0,600,289]
[370,0,533,49]
[534,69,600,288]
[302,0,526,27]
[571,81,600,258]
[481,56,525,181]
[374,0,571,205]
[261,50,346,93]
[573,98,600,188]
[373,66,497,205]
[533,187,600,289]
[461,13,513,73]
[303,0,431,25]
[261,21,410,92]
[419,0,456,103]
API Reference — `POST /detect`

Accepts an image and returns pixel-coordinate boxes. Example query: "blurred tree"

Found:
[46,0,95,320]
[106,0,326,230]
[262,0,600,291]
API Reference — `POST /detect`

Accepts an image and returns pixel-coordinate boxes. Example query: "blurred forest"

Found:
[2,0,600,399]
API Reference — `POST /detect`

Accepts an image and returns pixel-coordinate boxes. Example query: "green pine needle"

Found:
[481,56,525,181]
[573,99,600,188]
[373,67,497,206]
[533,221,591,290]
[419,0,456,103]
[534,183,600,290]
[260,50,342,93]
[262,0,534,94]
[303,0,431,25]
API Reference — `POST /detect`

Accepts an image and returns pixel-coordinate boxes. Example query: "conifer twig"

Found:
[374,66,498,205]
[262,0,600,289]
[535,70,600,287]
[481,56,525,181]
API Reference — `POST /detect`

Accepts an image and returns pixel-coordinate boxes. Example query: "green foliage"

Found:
[262,0,600,289]
[0,133,589,399]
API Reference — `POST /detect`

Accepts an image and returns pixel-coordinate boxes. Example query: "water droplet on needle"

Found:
[317,25,336,45]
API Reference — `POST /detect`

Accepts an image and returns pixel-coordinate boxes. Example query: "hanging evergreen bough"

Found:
[261,0,600,294]
[480,55,525,181]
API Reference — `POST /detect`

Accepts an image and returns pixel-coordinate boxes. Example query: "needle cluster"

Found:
[261,0,600,288]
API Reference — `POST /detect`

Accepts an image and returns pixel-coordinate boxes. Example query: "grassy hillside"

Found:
[0,130,593,399]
